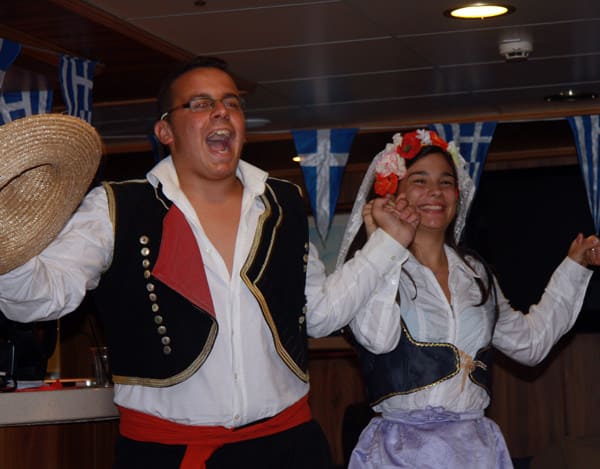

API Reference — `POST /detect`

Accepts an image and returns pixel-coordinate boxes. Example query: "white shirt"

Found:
[0,157,404,427]
[350,244,593,415]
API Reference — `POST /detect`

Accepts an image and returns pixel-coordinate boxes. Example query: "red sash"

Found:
[118,395,312,469]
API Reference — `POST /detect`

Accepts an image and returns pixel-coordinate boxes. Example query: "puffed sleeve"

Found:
[492,257,593,365]
[305,228,406,343]
[0,186,113,322]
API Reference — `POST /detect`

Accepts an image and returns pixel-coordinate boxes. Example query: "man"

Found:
[0,57,415,468]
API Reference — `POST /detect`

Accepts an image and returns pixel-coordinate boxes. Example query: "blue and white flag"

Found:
[0,38,20,89]
[59,55,96,123]
[430,122,497,188]
[292,128,357,240]
[0,90,53,125]
[567,115,600,234]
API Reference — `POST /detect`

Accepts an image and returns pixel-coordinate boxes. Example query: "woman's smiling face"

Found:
[398,151,458,234]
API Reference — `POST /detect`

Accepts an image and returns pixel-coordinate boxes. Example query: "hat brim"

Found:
[0,114,103,274]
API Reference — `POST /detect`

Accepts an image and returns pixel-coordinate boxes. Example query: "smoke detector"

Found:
[499,38,532,61]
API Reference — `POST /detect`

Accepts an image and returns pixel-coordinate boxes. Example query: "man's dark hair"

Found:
[157,56,230,118]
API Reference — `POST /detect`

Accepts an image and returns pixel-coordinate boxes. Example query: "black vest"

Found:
[93,177,309,387]
[355,320,492,406]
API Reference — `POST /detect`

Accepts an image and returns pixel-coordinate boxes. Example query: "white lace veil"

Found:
[335,134,476,268]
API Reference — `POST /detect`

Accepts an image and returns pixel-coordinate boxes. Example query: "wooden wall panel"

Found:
[308,347,366,466]
[488,333,600,460]
[0,420,118,469]
[488,345,568,458]
[562,333,600,437]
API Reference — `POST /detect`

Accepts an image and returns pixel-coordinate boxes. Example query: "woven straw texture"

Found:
[0,114,103,274]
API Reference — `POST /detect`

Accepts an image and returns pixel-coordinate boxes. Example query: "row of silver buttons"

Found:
[140,235,172,355]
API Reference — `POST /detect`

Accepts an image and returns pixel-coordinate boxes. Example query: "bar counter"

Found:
[0,384,119,469]
[0,385,118,427]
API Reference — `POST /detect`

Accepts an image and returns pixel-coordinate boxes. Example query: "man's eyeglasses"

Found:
[160,95,245,120]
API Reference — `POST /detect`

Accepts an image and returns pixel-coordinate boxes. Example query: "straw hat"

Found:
[0,114,103,274]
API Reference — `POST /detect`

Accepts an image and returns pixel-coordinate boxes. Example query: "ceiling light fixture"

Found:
[444,3,515,19]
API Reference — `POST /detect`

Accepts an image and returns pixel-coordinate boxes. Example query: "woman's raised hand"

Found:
[568,233,600,267]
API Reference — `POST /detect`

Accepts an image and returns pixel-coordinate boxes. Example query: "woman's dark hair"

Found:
[156,56,230,118]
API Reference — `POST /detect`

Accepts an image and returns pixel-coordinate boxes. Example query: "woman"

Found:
[339,129,600,468]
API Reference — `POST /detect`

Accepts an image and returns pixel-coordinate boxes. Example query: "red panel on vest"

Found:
[152,206,215,317]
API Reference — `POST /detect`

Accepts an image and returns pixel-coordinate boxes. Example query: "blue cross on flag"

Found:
[0,38,20,89]
[430,122,497,188]
[567,115,600,234]
[292,128,357,240]
[59,55,97,123]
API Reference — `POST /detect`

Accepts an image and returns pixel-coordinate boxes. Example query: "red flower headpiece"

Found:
[373,129,450,196]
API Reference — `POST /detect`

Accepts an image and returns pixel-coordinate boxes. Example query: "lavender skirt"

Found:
[348,406,513,469]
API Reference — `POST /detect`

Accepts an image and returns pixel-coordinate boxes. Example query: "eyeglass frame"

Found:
[160,94,245,120]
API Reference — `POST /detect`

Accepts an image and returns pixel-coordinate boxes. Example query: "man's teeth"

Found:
[210,129,231,138]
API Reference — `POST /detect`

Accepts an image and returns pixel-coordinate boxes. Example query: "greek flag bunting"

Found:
[292,128,357,240]
[0,90,53,125]
[0,38,20,89]
[59,55,97,123]
[567,115,600,234]
[430,122,497,188]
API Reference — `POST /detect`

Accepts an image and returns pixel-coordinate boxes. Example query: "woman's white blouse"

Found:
[350,244,593,415]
